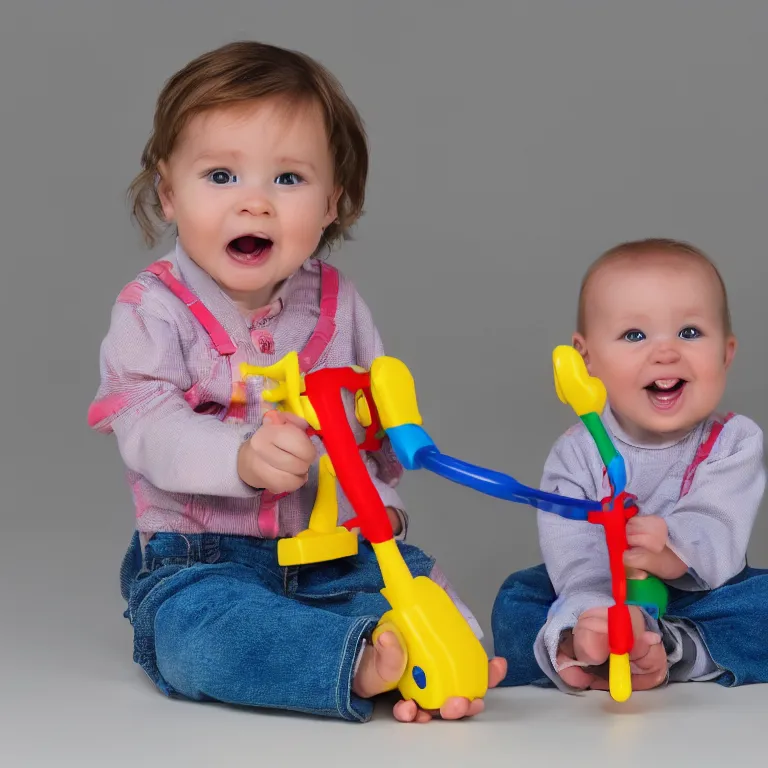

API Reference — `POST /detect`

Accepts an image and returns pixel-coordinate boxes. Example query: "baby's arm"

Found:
[664,415,766,591]
[88,292,260,498]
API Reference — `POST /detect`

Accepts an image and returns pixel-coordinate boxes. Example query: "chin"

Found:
[645,413,702,437]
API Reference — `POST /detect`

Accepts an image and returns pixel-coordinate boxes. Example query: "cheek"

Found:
[592,351,638,391]
[283,195,328,239]
[693,344,728,380]
[179,193,225,234]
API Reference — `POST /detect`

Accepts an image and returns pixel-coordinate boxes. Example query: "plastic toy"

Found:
[241,354,491,710]
[241,347,667,706]
[552,345,668,700]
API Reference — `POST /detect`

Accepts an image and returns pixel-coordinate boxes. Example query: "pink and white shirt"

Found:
[88,241,407,540]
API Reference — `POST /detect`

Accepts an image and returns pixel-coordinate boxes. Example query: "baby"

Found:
[492,238,768,692]
[89,40,504,723]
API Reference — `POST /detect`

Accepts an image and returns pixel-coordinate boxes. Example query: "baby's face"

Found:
[574,255,736,443]
[157,97,341,310]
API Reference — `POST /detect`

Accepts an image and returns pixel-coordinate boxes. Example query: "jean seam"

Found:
[335,615,377,722]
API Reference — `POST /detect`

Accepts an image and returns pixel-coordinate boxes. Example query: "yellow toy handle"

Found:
[609,653,632,703]
[241,352,490,709]
[552,345,607,417]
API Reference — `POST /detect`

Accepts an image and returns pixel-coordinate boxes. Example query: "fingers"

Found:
[266,423,317,464]
[488,657,507,688]
[626,516,667,553]
[264,409,310,430]
[393,659,503,723]
[629,629,663,663]
[558,627,601,688]
[624,546,663,574]
[625,565,649,580]
[572,609,610,666]
[628,640,668,689]
[558,661,598,689]
[254,466,308,494]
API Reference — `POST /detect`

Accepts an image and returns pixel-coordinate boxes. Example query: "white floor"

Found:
[10,657,766,766]
[7,528,765,766]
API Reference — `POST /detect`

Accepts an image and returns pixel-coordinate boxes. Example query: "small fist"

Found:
[238,410,317,494]
[626,515,668,554]
[556,605,666,691]
[623,515,687,580]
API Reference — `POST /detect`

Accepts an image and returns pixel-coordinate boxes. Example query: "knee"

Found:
[152,576,263,700]
[493,564,554,613]
[491,564,554,645]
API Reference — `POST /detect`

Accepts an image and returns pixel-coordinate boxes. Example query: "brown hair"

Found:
[576,238,732,335]
[128,40,369,251]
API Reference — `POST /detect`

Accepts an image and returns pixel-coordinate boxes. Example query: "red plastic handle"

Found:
[587,491,638,656]
[303,367,393,543]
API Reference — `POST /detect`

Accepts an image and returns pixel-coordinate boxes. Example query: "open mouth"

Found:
[644,378,685,394]
[226,235,273,263]
[644,378,686,409]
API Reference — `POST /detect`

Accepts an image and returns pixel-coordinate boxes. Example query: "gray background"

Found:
[2,1,766,765]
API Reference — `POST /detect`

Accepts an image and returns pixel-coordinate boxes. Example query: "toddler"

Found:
[492,238,768,692]
[89,40,505,723]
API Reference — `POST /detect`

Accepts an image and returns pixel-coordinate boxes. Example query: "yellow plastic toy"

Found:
[241,353,489,710]
[552,345,657,702]
[242,347,651,706]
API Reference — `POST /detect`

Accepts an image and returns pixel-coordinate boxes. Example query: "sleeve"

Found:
[348,282,408,538]
[532,430,620,690]
[88,293,261,499]
[664,416,766,591]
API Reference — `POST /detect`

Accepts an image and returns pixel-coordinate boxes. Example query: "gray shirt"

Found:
[533,406,765,690]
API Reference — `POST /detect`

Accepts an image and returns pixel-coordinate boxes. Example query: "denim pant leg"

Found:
[121,533,385,722]
[491,564,556,687]
[665,566,768,686]
[291,539,438,619]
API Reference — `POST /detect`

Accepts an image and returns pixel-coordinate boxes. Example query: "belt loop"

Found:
[283,565,299,596]
[201,533,221,564]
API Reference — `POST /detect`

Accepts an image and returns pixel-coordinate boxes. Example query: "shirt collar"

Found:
[601,402,702,450]
[173,239,307,328]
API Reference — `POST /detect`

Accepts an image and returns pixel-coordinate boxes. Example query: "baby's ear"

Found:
[724,334,737,369]
[156,162,175,222]
[571,333,591,371]
[324,186,343,228]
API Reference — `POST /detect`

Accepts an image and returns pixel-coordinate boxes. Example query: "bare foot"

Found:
[557,605,666,691]
[352,629,407,699]
[392,656,508,723]
[352,629,507,722]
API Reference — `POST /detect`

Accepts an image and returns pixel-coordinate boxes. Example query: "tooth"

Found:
[654,379,678,390]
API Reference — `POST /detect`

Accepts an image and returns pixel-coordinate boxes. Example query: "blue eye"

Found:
[679,326,701,340]
[208,169,237,185]
[275,172,303,185]
[623,330,646,342]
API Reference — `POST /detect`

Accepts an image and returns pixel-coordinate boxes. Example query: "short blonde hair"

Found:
[128,40,369,251]
[576,238,732,335]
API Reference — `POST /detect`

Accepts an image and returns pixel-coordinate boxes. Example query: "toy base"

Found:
[374,575,489,711]
[277,527,359,566]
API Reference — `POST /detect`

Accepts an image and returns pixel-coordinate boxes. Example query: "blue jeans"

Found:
[119,531,436,721]
[490,563,768,688]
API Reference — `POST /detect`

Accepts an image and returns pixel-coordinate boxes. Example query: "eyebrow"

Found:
[192,149,245,164]
[191,150,316,173]
[275,156,317,172]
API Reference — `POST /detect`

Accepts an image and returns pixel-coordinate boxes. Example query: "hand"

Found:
[557,605,666,692]
[351,626,508,723]
[623,515,688,580]
[347,507,403,538]
[237,410,317,494]
[387,507,403,536]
